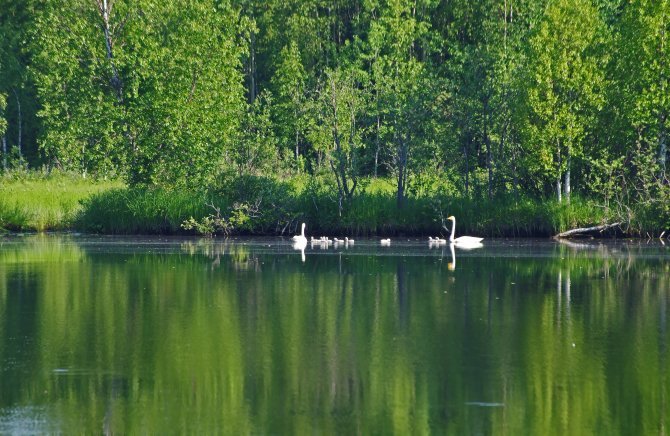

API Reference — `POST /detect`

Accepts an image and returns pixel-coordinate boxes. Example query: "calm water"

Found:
[0,235,669,434]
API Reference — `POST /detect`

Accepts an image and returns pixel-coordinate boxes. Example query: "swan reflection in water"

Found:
[446,241,483,270]
[448,243,456,270]
[292,239,307,262]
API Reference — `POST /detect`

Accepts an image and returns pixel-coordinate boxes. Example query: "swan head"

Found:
[447,216,455,221]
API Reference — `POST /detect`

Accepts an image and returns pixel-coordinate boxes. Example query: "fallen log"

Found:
[554,222,622,239]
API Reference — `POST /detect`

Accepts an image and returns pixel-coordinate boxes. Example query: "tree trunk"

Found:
[13,88,22,159]
[556,139,562,202]
[554,222,622,238]
[249,30,256,103]
[397,162,405,208]
[563,153,571,203]
[96,0,123,103]
[2,135,6,171]
[484,98,492,199]
[396,140,407,209]
[660,22,667,180]
[660,110,667,179]
[464,144,469,196]
[295,125,299,163]
[374,114,380,178]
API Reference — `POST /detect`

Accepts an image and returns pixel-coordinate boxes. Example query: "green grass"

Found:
[76,187,214,234]
[0,171,639,236]
[0,172,122,231]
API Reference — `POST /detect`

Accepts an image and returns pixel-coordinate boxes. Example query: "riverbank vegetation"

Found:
[0,170,648,237]
[0,171,120,232]
[1,1,669,236]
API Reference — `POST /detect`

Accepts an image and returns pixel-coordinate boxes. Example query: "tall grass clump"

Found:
[0,170,121,231]
[76,187,215,234]
[427,195,607,237]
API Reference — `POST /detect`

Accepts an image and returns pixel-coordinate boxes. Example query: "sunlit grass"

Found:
[0,172,122,231]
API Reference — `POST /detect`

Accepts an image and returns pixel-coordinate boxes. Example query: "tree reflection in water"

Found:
[0,236,668,434]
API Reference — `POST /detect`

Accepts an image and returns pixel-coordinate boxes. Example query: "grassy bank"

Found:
[0,172,658,237]
[0,172,122,232]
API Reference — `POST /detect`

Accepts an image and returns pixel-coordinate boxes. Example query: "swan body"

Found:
[447,216,483,246]
[293,223,307,244]
[345,237,354,244]
[380,238,391,246]
[333,238,344,243]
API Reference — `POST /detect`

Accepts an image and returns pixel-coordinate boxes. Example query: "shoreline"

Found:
[0,173,664,238]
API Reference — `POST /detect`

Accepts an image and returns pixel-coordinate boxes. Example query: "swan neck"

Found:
[449,218,456,242]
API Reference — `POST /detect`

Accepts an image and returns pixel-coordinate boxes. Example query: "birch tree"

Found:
[32,0,246,184]
[308,68,366,216]
[523,0,606,202]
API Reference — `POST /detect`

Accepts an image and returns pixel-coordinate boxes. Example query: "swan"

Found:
[292,223,307,244]
[345,237,354,244]
[380,238,391,246]
[447,216,483,246]
[333,238,344,243]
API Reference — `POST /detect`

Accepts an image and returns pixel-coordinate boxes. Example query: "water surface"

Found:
[0,235,668,434]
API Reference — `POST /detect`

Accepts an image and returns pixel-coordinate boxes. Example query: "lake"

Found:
[0,235,668,434]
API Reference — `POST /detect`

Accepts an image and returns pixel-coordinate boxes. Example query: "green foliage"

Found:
[232,92,281,176]
[31,0,247,184]
[1,0,669,234]
[522,0,607,198]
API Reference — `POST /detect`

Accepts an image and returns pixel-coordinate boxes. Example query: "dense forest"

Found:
[0,0,669,234]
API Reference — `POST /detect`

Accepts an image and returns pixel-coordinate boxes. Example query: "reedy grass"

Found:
[76,187,216,234]
[0,171,630,236]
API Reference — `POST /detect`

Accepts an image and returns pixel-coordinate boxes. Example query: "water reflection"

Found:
[0,236,668,434]
[292,240,306,262]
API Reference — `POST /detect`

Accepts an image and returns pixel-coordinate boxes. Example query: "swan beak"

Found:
[447,216,455,220]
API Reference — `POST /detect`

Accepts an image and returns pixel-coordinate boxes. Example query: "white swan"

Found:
[292,223,307,244]
[345,237,354,244]
[447,216,483,246]
[380,238,391,246]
